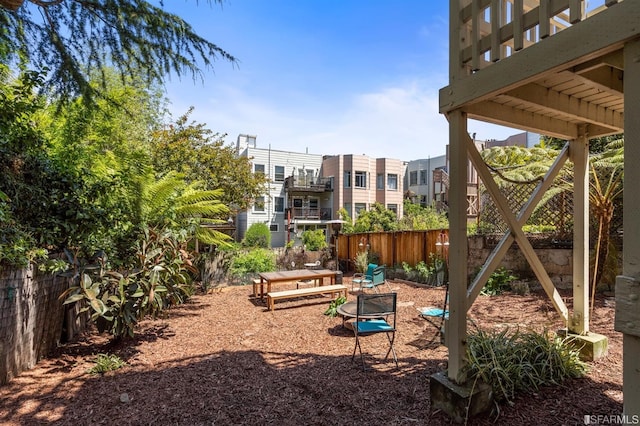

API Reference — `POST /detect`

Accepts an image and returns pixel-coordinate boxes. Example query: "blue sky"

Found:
[161,0,522,161]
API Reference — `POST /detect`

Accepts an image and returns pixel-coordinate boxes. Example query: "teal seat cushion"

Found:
[419,307,449,319]
[354,319,394,333]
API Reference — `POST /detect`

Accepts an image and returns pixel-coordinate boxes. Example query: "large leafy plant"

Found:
[61,228,197,339]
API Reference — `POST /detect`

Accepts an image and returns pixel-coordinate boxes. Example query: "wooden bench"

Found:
[266,284,348,311]
[252,278,263,298]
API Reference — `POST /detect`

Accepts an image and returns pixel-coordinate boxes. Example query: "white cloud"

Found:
[170,79,523,161]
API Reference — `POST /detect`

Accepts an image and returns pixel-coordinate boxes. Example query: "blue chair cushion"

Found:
[419,307,449,319]
[354,319,394,333]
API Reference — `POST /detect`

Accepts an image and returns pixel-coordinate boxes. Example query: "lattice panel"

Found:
[478,182,573,237]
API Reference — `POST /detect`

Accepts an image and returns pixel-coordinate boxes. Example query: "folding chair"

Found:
[351,292,398,370]
[352,263,377,292]
[417,282,449,344]
[360,265,393,293]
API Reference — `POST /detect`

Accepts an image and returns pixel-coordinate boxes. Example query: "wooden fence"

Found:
[336,229,449,271]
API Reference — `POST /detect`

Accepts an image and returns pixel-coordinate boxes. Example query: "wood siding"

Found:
[337,229,448,269]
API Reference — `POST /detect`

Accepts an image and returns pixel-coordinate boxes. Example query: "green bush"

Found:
[229,248,275,278]
[480,267,518,295]
[465,328,587,404]
[302,229,327,251]
[61,228,198,339]
[88,353,126,375]
[323,296,347,317]
[242,223,271,248]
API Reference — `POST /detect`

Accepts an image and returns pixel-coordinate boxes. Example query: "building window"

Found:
[254,196,265,212]
[254,164,265,174]
[376,173,384,190]
[387,204,398,215]
[344,171,351,188]
[355,171,366,188]
[409,171,418,185]
[343,203,352,218]
[419,170,428,185]
[355,203,366,217]
[274,197,284,213]
[274,165,285,182]
[387,174,398,190]
[269,223,278,232]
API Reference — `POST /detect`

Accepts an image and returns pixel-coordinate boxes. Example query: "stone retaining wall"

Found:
[467,235,573,287]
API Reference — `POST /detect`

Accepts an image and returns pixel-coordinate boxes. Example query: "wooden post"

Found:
[616,38,640,419]
[569,128,589,335]
[447,109,469,383]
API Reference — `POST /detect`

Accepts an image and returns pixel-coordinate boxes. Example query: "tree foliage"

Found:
[242,223,271,249]
[401,200,448,231]
[353,203,399,233]
[150,108,268,211]
[539,134,623,154]
[1,0,235,106]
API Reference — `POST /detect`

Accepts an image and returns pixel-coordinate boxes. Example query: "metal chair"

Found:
[360,265,393,293]
[351,292,398,370]
[417,282,449,344]
[352,263,376,292]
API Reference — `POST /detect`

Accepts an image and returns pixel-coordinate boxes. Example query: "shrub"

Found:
[61,228,198,339]
[229,248,275,279]
[323,296,347,317]
[301,229,327,251]
[481,267,518,295]
[88,353,126,375]
[465,328,587,404]
[242,223,271,248]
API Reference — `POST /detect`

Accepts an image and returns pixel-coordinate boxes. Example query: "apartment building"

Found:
[321,154,406,221]
[234,136,407,247]
[404,155,447,208]
[235,134,332,248]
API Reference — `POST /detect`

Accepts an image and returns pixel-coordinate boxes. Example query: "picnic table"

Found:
[255,269,338,299]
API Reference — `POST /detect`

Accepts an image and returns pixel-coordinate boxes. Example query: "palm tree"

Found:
[480,145,573,234]
[589,138,624,311]
[134,170,232,247]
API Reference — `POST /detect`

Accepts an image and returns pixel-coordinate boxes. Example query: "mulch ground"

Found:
[0,277,622,426]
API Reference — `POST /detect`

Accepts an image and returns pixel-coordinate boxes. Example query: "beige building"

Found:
[321,154,406,221]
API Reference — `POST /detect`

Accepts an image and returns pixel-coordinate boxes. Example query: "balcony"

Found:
[287,207,333,221]
[284,176,333,193]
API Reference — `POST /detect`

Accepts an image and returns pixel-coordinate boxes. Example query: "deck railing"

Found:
[456,0,622,73]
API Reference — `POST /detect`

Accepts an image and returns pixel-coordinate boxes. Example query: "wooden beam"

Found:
[617,37,640,420]
[441,0,640,112]
[513,0,524,51]
[447,109,470,383]
[463,100,580,139]
[472,0,481,71]
[465,133,569,322]
[490,0,501,62]
[539,0,551,39]
[573,67,624,94]
[569,0,582,24]
[572,50,624,73]
[569,128,589,335]
[503,83,624,129]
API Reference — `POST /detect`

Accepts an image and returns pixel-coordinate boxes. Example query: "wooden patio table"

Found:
[256,269,338,299]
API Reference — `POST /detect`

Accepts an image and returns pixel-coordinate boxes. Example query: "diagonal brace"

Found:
[465,134,569,323]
